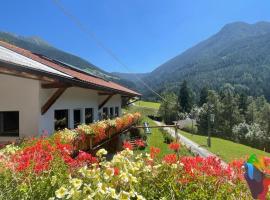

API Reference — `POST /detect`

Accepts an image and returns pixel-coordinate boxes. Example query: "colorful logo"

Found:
[244,154,270,200]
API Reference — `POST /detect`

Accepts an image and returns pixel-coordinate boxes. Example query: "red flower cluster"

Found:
[180,156,233,180]
[163,154,178,164]
[228,159,245,180]
[169,142,181,151]
[76,151,98,165]
[150,147,160,159]
[135,139,145,148]
[114,167,120,176]
[123,141,133,150]
[9,138,97,174]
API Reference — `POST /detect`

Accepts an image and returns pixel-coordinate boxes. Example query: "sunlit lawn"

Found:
[180,130,270,162]
[134,100,160,109]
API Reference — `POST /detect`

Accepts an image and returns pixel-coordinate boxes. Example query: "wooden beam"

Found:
[41,87,67,115]
[41,82,71,89]
[99,94,114,110]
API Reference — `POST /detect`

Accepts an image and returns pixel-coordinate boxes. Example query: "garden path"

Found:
[154,121,228,167]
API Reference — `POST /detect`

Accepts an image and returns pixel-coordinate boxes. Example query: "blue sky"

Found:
[1,0,270,73]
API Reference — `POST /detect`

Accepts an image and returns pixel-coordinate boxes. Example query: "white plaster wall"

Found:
[39,87,100,135]
[98,94,122,117]
[0,73,125,141]
[0,74,40,141]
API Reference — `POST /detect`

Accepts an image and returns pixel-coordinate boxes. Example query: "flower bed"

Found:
[54,112,141,151]
[0,139,254,199]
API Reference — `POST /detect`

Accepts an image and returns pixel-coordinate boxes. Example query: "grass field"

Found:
[180,130,270,162]
[125,105,158,116]
[134,100,160,109]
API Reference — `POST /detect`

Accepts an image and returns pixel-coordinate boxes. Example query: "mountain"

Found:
[129,21,270,101]
[111,72,148,91]
[0,32,113,79]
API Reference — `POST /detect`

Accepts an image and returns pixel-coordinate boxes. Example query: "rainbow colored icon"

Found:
[244,154,270,200]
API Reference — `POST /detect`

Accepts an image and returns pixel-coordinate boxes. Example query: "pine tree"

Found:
[199,86,209,106]
[178,80,193,113]
[158,92,179,124]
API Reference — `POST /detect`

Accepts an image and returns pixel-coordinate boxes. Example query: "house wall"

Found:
[0,74,40,141]
[98,94,122,118]
[0,74,124,141]
[39,87,122,135]
[39,87,100,134]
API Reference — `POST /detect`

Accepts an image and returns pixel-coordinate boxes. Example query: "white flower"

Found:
[51,176,57,186]
[171,164,177,169]
[106,187,118,199]
[55,186,68,198]
[70,178,83,189]
[119,191,130,200]
[137,194,146,200]
[96,149,108,157]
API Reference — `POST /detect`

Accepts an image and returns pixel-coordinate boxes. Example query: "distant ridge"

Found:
[117,21,270,101]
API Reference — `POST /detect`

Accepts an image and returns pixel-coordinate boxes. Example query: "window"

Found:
[115,107,119,117]
[85,108,93,124]
[54,110,69,131]
[73,109,81,128]
[102,107,108,119]
[110,107,114,119]
[0,111,19,137]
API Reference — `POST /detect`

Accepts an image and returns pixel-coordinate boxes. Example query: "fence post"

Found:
[174,122,178,142]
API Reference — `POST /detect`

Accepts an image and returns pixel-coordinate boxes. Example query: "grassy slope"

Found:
[180,130,270,162]
[134,101,160,109]
[125,105,192,158]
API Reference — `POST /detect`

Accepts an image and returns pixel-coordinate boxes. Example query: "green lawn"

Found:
[125,105,158,116]
[134,100,160,109]
[179,130,270,162]
[137,116,192,158]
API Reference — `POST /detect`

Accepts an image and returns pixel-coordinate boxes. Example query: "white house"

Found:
[0,41,140,142]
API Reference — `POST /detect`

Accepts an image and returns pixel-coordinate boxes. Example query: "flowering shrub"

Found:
[0,136,98,200]
[51,148,252,200]
[135,139,146,148]
[123,140,133,150]
[0,137,255,199]
[56,112,141,151]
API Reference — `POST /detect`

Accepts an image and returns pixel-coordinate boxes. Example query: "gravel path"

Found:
[154,121,228,166]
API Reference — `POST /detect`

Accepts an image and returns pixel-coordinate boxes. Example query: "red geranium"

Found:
[150,147,160,159]
[163,154,178,164]
[169,142,180,151]
[123,141,133,150]
[135,139,145,148]
[114,167,120,176]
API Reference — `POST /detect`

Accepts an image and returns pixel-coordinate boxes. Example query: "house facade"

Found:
[0,41,140,142]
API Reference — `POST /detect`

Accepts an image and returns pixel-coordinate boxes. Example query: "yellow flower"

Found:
[55,186,68,199]
[119,191,130,200]
[51,176,57,186]
[106,187,118,199]
[70,178,83,189]
[96,149,108,157]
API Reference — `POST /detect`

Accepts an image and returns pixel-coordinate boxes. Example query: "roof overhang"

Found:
[0,59,141,97]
